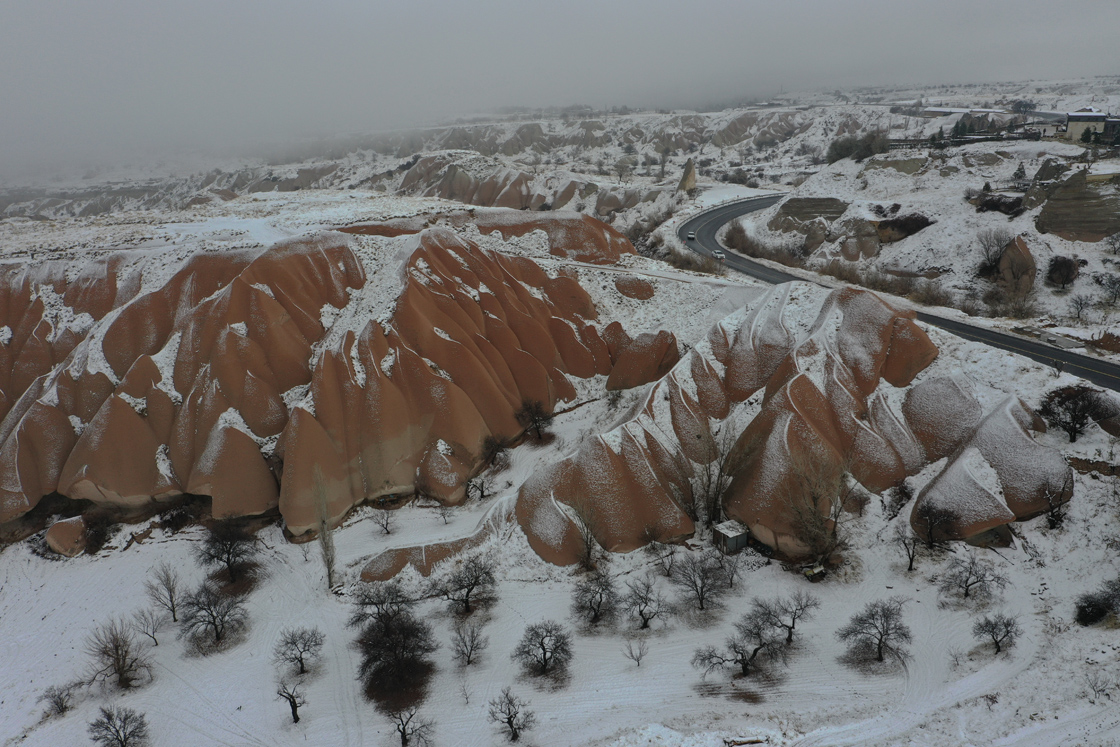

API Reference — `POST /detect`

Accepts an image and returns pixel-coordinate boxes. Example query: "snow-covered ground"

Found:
[5,77,1120,747]
[4,238,1120,746]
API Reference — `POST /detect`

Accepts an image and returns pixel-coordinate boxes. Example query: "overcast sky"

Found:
[2,0,1117,183]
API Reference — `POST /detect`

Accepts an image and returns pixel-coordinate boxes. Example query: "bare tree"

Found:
[179,583,249,647]
[144,561,181,622]
[389,705,434,746]
[355,609,438,696]
[1048,256,1078,289]
[39,683,76,716]
[464,474,492,504]
[374,508,395,535]
[349,580,415,628]
[512,620,573,675]
[976,228,1012,274]
[692,606,787,678]
[692,428,743,527]
[892,523,921,572]
[194,518,257,584]
[672,551,727,611]
[784,454,850,564]
[515,399,554,440]
[622,637,649,666]
[622,575,670,630]
[1106,232,1120,256]
[569,493,601,571]
[1069,294,1093,322]
[836,597,912,663]
[85,619,151,690]
[430,554,497,614]
[1101,274,1120,304]
[451,621,489,665]
[757,591,822,645]
[313,466,337,588]
[88,706,150,747]
[642,538,678,577]
[714,550,745,589]
[132,608,166,646]
[273,627,325,675]
[939,552,1008,601]
[273,679,306,723]
[914,502,958,549]
[1086,669,1115,701]
[488,687,536,742]
[1039,386,1113,443]
[571,568,618,625]
[972,613,1022,654]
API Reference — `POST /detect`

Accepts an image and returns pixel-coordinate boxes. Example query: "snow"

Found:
[5,76,1120,747]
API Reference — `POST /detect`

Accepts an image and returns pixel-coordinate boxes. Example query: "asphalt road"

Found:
[678,196,1120,393]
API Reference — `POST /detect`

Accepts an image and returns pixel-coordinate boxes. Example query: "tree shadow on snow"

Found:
[837,644,910,676]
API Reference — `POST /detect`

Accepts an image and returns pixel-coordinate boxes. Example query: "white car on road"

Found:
[712,249,725,261]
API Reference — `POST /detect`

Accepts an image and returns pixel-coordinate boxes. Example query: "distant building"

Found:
[1065,107,1109,141]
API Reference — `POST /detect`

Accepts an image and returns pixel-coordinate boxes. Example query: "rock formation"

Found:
[513,283,1071,565]
[0,211,675,540]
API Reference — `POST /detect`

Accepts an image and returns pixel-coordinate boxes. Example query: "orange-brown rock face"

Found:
[45,516,87,556]
[516,282,1070,565]
[1,209,666,540]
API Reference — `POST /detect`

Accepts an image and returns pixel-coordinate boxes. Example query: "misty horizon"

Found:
[2,0,1118,184]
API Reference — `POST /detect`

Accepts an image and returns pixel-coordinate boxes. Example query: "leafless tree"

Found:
[622,575,670,629]
[349,580,415,628]
[374,508,395,535]
[972,613,1022,654]
[693,428,744,527]
[451,621,489,665]
[144,561,181,622]
[569,494,601,571]
[465,473,493,503]
[85,619,152,690]
[1039,385,1113,443]
[892,523,921,572]
[488,687,535,742]
[1048,255,1079,289]
[714,550,745,589]
[355,609,438,696]
[273,627,325,675]
[1086,669,1115,701]
[132,608,166,646]
[194,518,257,583]
[757,591,822,645]
[784,453,850,563]
[571,568,618,625]
[642,537,678,577]
[1105,232,1120,256]
[622,636,649,666]
[939,552,1008,600]
[512,620,573,675]
[179,583,249,647]
[430,554,497,614]
[88,706,149,747]
[672,551,727,611]
[276,679,306,723]
[436,503,453,524]
[389,705,434,746]
[515,399,554,440]
[836,597,912,663]
[1069,293,1094,322]
[914,502,958,549]
[1101,274,1120,304]
[313,466,337,588]
[976,228,1012,273]
[692,606,787,678]
[39,683,76,716]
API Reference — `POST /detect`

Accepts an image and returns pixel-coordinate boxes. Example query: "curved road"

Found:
[679,195,1120,392]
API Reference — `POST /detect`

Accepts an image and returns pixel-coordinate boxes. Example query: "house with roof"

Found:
[1065,107,1109,141]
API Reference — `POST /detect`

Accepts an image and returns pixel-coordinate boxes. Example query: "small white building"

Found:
[1065,107,1108,142]
[712,520,751,554]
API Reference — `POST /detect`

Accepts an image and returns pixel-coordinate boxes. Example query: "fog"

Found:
[2,0,1117,184]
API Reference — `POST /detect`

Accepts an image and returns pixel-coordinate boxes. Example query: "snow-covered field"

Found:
[4,240,1120,746]
[5,77,1120,747]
